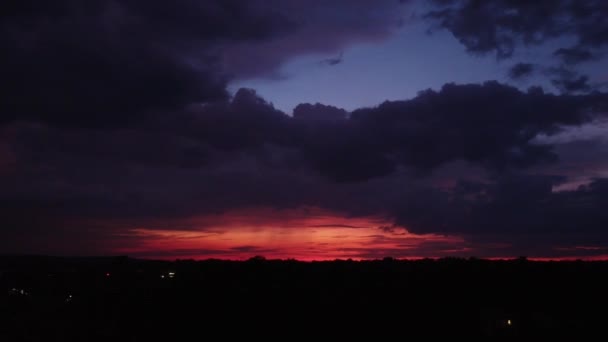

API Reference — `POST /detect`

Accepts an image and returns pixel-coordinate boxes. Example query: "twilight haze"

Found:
[2,0,608,260]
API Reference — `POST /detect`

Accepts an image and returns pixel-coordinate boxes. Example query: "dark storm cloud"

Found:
[0,0,405,127]
[424,0,608,96]
[552,76,592,94]
[4,82,607,182]
[370,171,608,259]
[219,1,405,78]
[425,0,608,62]
[551,138,608,174]
[1,82,607,220]
[508,63,536,80]
[554,47,596,65]
[1,0,239,126]
[2,85,608,256]
[183,82,605,182]
[179,88,292,151]
[293,103,348,122]
[129,81,603,183]
[347,82,605,173]
[547,67,593,94]
[453,176,608,240]
[2,1,608,257]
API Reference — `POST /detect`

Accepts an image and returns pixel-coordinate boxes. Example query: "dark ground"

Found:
[1,255,607,340]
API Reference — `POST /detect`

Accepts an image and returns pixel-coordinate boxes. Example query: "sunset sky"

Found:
[2,0,608,260]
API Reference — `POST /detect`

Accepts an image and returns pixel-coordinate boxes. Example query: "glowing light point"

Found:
[507,319,512,326]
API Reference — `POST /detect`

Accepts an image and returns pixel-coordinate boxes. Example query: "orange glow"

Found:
[111,207,467,260]
[527,255,608,261]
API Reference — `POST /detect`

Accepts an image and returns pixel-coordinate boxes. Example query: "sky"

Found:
[1,0,608,261]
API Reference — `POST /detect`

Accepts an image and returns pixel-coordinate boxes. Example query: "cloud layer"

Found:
[425,0,608,93]
[2,0,608,259]
[2,82,608,257]
[425,0,608,61]
[1,0,405,126]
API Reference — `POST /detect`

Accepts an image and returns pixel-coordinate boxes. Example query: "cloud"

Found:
[425,0,608,60]
[216,0,407,79]
[1,0,247,126]
[1,81,608,259]
[508,63,537,80]
[424,0,608,93]
[4,1,608,259]
[449,176,608,240]
[347,82,605,172]
[554,47,596,65]
[548,67,593,94]
[293,103,348,122]
[552,76,592,94]
[154,82,606,183]
[319,51,344,66]
[0,0,406,127]
[2,82,606,195]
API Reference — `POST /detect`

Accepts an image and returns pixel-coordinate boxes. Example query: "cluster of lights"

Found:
[161,272,176,279]
[8,288,29,296]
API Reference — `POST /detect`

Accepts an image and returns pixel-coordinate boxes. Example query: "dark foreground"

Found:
[1,256,607,340]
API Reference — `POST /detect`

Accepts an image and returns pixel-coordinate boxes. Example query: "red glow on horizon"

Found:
[95,207,608,262]
[110,207,467,261]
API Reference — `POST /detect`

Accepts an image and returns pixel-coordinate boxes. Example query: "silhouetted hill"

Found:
[1,256,606,340]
